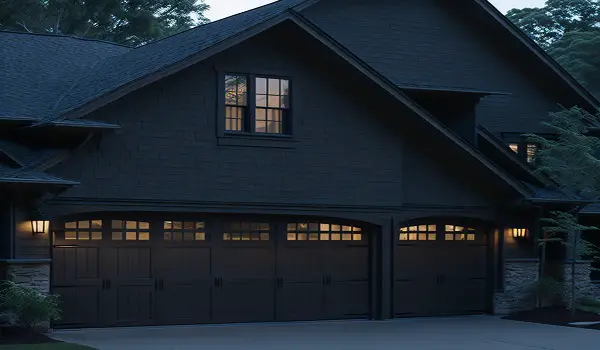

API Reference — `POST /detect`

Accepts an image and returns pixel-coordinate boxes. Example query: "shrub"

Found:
[576,296,600,314]
[0,280,61,332]
[526,277,566,308]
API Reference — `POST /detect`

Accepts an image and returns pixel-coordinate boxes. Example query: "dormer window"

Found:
[506,141,538,164]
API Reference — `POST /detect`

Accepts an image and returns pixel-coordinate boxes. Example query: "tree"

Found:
[527,106,600,314]
[507,0,600,97]
[0,0,209,46]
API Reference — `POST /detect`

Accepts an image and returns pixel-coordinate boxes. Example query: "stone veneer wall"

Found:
[494,259,539,314]
[2,261,51,294]
[562,261,600,302]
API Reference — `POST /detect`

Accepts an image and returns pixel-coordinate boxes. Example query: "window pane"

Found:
[139,222,150,230]
[260,232,269,241]
[509,143,519,153]
[112,220,123,229]
[353,234,362,241]
[268,78,280,95]
[139,232,150,241]
[79,232,90,240]
[331,233,341,241]
[92,220,102,229]
[399,233,408,241]
[112,232,122,240]
[256,94,267,107]
[126,232,137,240]
[287,233,297,240]
[183,222,195,230]
[281,95,290,109]
[65,231,77,240]
[196,222,205,230]
[320,233,330,240]
[267,121,281,134]
[65,222,76,229]
[281,80,289,95]
[164,232,172,240]
[268,95,280,108]
[428,234,436,241]
[195,232,206,241]
[92,231,102,240]
[184,232,194,241]
[256,108,266,121]
[78,220,90,229]
[256,120,267,133]
[256,78,267,94]
[164,221,173,230]
[126,221,137,230]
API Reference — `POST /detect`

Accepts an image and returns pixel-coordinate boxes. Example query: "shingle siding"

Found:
[300,0,576,136]
[47,23,510,212]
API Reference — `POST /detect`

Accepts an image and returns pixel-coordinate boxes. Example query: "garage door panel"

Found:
[213,280,275,323]
[326,281,369,317]
[53,286,101,327]
[105,247,152,279]
[393,280,437,317]
[53,247,100,284]
[277,246,323,281]
[394,245,436,280]
[112,285,154,326]
[156,281,211,325]
[156,247,211,277]
[276,282,324,321]
[213,247,273,279]
[326,246,369,281]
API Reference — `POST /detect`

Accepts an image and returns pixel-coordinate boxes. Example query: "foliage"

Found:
[0,280,61,332]
[0,0,210,46]
[526,106,600,199]
[576,296,600,313]
[507,0,600,97]
[527,276,566,307]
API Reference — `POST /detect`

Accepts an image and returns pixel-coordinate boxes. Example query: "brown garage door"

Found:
[394,224,489,317]
[53,217,371,328]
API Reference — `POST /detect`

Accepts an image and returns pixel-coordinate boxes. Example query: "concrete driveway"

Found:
[50,316,600,350]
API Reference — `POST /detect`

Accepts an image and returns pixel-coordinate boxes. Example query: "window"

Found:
[287,223,362,241]
[223,222,270,241]
[64,220,102,240]
[526,144,538,163]
[111,220,150,241]
[164,221,206,241]
[509,143,519,154]
[444,225,475,241]
[399,225,437,241]
[255,77,289,134]
[225,75,248,132]
[223,74,290,135]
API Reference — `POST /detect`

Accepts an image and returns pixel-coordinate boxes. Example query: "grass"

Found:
[0,344,96,350]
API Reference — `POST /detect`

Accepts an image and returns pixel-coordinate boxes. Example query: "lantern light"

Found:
[511,228,528,240]
[31,220,49,235]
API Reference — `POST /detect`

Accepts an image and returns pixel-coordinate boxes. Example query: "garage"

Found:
[394,222,490,317]
[52,218,371,328]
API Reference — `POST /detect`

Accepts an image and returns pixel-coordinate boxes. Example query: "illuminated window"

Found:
[64,220,102,240]
[223,222,270,241]
[111,220,150,241]
[444,225,476,241]
[287,223,362,241]
[225,75,248,132]
[509,143,519,154]
[164,221,206,241]
[526,144,538,163]
[255,77,290,134]
[399,225,436,241]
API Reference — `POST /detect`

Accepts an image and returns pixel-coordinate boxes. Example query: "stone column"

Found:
[1,260,51,294]
[562,261,596,303]
[494,259,539,314]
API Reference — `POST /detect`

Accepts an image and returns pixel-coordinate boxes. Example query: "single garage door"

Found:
[394,224,489,317]
[52,218,370,328]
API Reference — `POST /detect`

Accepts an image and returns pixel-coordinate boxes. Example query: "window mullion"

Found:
[248,75,256,133]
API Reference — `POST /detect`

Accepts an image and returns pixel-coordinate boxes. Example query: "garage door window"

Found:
[444,225,476,241]
[111,220,150,241]
[223,222,270,241]
[64,220,102,240]
[399,225,436,241]
[286,223,362,241]
[164,221,206,241]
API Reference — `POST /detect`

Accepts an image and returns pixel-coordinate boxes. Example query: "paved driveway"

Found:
[50,316,600,350]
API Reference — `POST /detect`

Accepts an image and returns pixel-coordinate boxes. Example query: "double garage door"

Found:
[52,219,370,327]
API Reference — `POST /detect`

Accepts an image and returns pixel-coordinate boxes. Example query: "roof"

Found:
[0,165,78,186]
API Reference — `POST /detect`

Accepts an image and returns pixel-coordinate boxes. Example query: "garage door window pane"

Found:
[287,222,362,241]
[399,225,436,241]
[223,222,270,241]
[163,221,206,241]
[445,225,476,241]
[139,232,150,241]
[64,220,103,240]
[112,220,151,241]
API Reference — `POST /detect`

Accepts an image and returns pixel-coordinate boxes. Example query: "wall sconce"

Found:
[31,220,49,235]
[511,228,528,240]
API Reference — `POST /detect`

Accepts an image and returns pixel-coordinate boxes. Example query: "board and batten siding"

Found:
[46,21,515,214]
[300,0,584,136]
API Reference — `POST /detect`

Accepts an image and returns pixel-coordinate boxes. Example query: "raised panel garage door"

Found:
[394,224,489,317]
[53,218,371,327]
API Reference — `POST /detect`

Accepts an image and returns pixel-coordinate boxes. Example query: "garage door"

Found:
[394,224,488,317]
[53,218,370,327]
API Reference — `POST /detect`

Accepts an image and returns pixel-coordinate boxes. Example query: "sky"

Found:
[205,0,547,21]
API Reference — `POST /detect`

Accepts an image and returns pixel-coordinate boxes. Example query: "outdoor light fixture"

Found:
[30,220,49,235]
[511,228,528,240]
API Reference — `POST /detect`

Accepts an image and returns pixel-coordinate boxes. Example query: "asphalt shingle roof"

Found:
[0,165,78,186]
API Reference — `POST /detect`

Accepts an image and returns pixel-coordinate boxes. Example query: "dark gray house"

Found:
[1,0,599,328]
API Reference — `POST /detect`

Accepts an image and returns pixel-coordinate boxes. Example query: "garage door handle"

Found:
[154,280,159,291]
[327,276,332,285]
[102,279,106,290]
[105,279,111,290]
[159,279,164,290]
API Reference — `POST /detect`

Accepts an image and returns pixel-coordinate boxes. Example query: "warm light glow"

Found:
[31,220,49,235]
[511,228,528,240]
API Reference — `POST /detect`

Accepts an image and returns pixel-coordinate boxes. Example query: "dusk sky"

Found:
[205,0,547,21]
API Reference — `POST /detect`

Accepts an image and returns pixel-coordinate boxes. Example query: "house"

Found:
[1,0,599,328]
